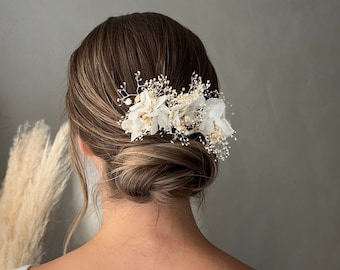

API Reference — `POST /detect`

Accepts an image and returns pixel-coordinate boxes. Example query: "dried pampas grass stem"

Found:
[0,120,71,269]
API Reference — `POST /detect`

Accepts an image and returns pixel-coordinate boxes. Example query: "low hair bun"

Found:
[107,141,218,203]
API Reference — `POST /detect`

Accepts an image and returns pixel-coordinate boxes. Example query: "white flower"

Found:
[121,117,145,141]
[169,91,205,135]
[118,72,235,160]
[122,90,170,141]
[200,98,234,137]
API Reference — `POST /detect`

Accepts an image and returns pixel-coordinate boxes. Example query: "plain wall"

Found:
[1,1,339,269]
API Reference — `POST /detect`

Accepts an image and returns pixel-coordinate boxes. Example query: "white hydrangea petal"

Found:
[206,98,225,118]
[141,91,151,104]
[155,95,168,109]
[120,119,131,132]
[131,130,142,141]
[215,118,234,137]
[128,110,139,120]
[158,111,169,129]
[129,99,143,111]
[151,117,158,135]
[200,118,215,135]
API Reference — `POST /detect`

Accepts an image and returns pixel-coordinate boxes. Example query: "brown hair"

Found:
[65,12,219,251]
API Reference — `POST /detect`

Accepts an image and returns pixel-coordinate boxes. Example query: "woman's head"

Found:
[66,12,220,205]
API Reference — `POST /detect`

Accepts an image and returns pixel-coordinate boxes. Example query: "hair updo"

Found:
[66,12,220,205]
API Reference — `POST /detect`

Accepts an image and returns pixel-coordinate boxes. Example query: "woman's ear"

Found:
[77,135,105,172]
[77,136,94,157]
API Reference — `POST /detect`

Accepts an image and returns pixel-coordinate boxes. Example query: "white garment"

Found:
[12,266,32,270]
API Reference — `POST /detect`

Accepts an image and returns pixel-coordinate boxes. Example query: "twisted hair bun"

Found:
[109,141,217,203]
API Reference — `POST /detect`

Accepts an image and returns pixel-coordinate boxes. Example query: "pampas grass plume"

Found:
[0,120,71,269]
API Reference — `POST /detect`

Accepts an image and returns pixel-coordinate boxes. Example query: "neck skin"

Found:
[67,195,210,270]
[86,153,204,249]
[90,195,204,250]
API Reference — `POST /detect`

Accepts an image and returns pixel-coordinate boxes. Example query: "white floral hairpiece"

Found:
[117,71,236,160]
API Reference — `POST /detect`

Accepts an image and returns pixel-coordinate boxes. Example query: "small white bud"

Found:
[124,98,132,105]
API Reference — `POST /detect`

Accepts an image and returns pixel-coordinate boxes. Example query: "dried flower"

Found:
[118,72,235,160]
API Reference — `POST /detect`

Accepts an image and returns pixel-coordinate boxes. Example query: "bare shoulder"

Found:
[193,246,254,270]
[29,252,253,270]
[29,237,254,270]
[29,265,51,270]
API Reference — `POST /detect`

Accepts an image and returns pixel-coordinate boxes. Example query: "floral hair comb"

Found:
[117,71,236,160]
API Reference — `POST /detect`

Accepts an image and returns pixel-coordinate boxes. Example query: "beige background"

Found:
[1,1,339,269]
